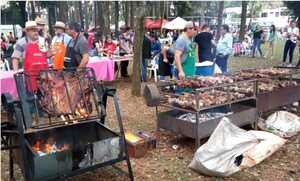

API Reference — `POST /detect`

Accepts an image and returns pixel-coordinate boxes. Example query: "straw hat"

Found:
[25,21,38,30]
[54,21,66,29]
[35,17,46,25]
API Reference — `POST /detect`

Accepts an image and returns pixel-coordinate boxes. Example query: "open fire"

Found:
[32,137,70,156]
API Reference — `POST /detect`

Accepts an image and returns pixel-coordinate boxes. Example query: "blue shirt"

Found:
[216,33,233,56]
[151,40,161,56]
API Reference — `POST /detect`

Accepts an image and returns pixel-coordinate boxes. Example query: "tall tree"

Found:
[131,2,146,96]
[239,1,248,41]
[216,1,224,41]
[124,1,129,26]
[79,1,84,29]
[285,1,300,23]
[47,2,57,36]
[129,2,134,28]
[84,1,90,31]
[115,1,120,37]
[57,1,68,22]
[19,1,27,27]
[30,1,36,20]
[173,2,192,17]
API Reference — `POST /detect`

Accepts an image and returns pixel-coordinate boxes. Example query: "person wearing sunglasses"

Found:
[174,21,196,80]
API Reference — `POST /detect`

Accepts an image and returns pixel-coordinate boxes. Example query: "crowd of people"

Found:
[1,17,300,82]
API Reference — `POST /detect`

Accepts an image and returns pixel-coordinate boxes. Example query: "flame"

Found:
[32,137,70,155]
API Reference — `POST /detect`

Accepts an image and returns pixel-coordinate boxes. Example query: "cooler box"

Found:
[195,61,214,76]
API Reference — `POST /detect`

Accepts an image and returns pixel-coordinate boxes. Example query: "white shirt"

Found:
[51,33,72,47]
[287,27,299,43]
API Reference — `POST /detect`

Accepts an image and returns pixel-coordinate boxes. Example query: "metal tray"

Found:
[157,104,258,145]
[257,80,300,112]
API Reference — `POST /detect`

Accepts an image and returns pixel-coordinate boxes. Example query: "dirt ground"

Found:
[1,56,300,181]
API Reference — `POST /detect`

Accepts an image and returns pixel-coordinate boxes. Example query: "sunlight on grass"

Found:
[229,39,300,72]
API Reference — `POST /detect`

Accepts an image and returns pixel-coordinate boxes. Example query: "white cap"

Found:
[185,21,194,29]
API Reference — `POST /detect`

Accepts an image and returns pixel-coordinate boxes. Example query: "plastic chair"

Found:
[147,54,159,82]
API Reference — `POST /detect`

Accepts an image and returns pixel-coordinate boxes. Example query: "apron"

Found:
[64,34,80,68]
[23,41,48,92]
[52,35,66,70]
[182,43,196,77]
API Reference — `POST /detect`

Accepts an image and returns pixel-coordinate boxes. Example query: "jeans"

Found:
[283,40,296,63]
[215,54,229,73]
[141,58,148,82]
[252,38,263,57]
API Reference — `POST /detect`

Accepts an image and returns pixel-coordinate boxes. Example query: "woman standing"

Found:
[252,25,264,58]
[267,25,276,59]
[215,24,233,73]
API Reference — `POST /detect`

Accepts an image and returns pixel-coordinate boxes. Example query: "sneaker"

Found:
[287,64,293,67]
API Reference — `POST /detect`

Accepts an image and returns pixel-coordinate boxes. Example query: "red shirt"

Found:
[103,41,117,55]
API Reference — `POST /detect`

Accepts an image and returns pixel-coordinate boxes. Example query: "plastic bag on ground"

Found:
[265,111,300,138]
[189,117,286,177]
[189,117,258,177]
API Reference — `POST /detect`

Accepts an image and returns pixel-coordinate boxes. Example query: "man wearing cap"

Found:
[51,21,72,69]
[12,21,50,72]
[65,22,89,68]
[174,21,196,80]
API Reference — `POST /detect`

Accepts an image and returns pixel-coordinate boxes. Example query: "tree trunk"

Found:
[57,1,68,22]
[124,2,129,26]
[216,1,224,41]
[239,1,248,42]
[19,1,27,27]
[129,2,134,28]
[48,2,57,36]
[131,2,145,96]
[30,1,36,20]
[84,1,89,31]
[115,1,120,37]
[79,1,84,29]
[160,1,165,34]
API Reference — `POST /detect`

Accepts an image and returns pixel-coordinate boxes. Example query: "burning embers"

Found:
[32,137,70,156]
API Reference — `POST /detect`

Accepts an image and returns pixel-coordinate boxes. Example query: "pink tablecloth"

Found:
[87,57,115,81]
[0,71,18,99]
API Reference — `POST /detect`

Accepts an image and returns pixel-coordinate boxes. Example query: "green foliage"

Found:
[173,2,192,17]
[1,2,23,25]
[284,1,300,22]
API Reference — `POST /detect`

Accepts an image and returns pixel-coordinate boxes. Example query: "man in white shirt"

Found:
[283,20,299,66]
[51,21,72,47]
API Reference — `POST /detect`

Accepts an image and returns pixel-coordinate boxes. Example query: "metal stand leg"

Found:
[9,146,14,180]
[112,94,134,181]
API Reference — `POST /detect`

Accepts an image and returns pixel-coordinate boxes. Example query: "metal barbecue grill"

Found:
[1,68,134,181]
[143,67,300,148]
[144,79,259,147]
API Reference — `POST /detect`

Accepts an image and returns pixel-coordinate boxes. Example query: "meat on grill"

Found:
[38,71,93,116]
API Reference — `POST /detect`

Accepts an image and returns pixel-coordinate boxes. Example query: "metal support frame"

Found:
[5,68,134,181]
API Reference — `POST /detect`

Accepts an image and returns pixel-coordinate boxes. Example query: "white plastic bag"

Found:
[189,118,258,177]
[265,111,300,137]
[189,118,286,177]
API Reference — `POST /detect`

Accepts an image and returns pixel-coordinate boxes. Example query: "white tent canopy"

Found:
[163,17,188,30]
